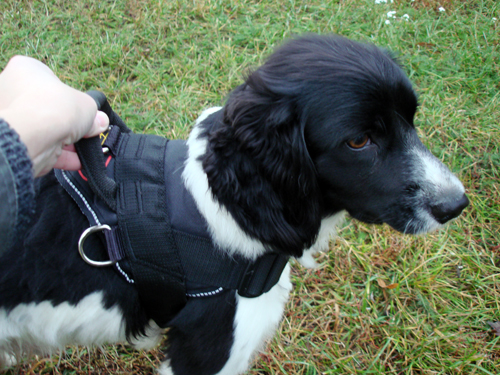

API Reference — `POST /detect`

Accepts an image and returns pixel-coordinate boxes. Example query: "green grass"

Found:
[1,0,499,373]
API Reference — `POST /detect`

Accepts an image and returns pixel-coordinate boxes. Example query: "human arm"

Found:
[0,119,34,253]
[0,56,109,255]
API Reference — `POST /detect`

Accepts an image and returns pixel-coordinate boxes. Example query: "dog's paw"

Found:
[297,252,320,268]
[157,360,174,375]
[130,320,164,350]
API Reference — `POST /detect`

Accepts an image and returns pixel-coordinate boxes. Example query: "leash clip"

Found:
[78,224,116,267]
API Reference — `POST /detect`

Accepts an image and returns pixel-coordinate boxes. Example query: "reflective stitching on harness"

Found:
[61,170,101,226]
[116,262,135,284]
[62,170,136,285]
[186,287,224,298]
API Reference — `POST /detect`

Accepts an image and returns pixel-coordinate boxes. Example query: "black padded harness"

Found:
[55,91,289,327]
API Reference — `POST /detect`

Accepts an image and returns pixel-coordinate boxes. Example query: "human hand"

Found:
[0,56,109,177]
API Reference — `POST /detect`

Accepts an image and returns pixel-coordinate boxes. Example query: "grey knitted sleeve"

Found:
[0,119,35,254]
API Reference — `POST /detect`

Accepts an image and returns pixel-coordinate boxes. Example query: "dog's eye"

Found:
[347,134,370,150]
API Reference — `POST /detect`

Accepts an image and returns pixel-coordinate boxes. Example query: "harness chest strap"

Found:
[55,112,289,327]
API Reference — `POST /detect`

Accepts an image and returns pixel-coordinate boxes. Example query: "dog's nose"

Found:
[430,193,469,224]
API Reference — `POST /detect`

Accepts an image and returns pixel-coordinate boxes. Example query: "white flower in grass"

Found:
[493,17,498,22]
[402,13,410,21]
[375,0,387,3]
[387,10,397,18]
[439,7,445,12]
[385,19,391,24]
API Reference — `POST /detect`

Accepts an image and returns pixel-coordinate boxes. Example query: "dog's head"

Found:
[202,34,468,257]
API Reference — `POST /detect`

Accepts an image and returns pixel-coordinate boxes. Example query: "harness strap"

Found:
[74,91,131,211]
[56,128,187,326]
[56,91,290,327]
[114,131,186,327]
[97,120,288,299]
[174,231,288,297]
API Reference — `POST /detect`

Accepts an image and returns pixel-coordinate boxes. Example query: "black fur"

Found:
[201,34,421,258]
[167,291,236,375]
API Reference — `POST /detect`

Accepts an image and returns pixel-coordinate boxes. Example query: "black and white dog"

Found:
[0,34,468,375]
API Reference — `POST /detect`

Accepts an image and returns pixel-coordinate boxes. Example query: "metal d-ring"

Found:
[78,224,116,267]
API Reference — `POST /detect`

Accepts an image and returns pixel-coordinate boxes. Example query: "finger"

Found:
[84,110,109,138]
[53,149,82,171]
[63,144,76,152]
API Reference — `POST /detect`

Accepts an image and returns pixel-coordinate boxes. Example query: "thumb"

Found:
[84,111,110,138]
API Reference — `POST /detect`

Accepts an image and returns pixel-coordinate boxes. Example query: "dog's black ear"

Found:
[202,71,322,257]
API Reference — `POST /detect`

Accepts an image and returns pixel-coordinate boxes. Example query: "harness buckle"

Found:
[78,225,116,267]
[238,253,289,298]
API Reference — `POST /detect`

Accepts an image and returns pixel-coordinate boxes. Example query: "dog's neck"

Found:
[183,107,268,260]
[182,107,344,262]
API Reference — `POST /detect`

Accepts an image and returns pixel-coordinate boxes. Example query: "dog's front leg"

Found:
[161,264,292,375]
[216,265,292,375]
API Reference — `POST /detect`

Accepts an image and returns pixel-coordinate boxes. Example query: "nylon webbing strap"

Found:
[115,132,186,327]
[173,230,288,298]
[87,90,131,134]
[75,91,131,211]
[239,253,289,297]
[75,137,117,210]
